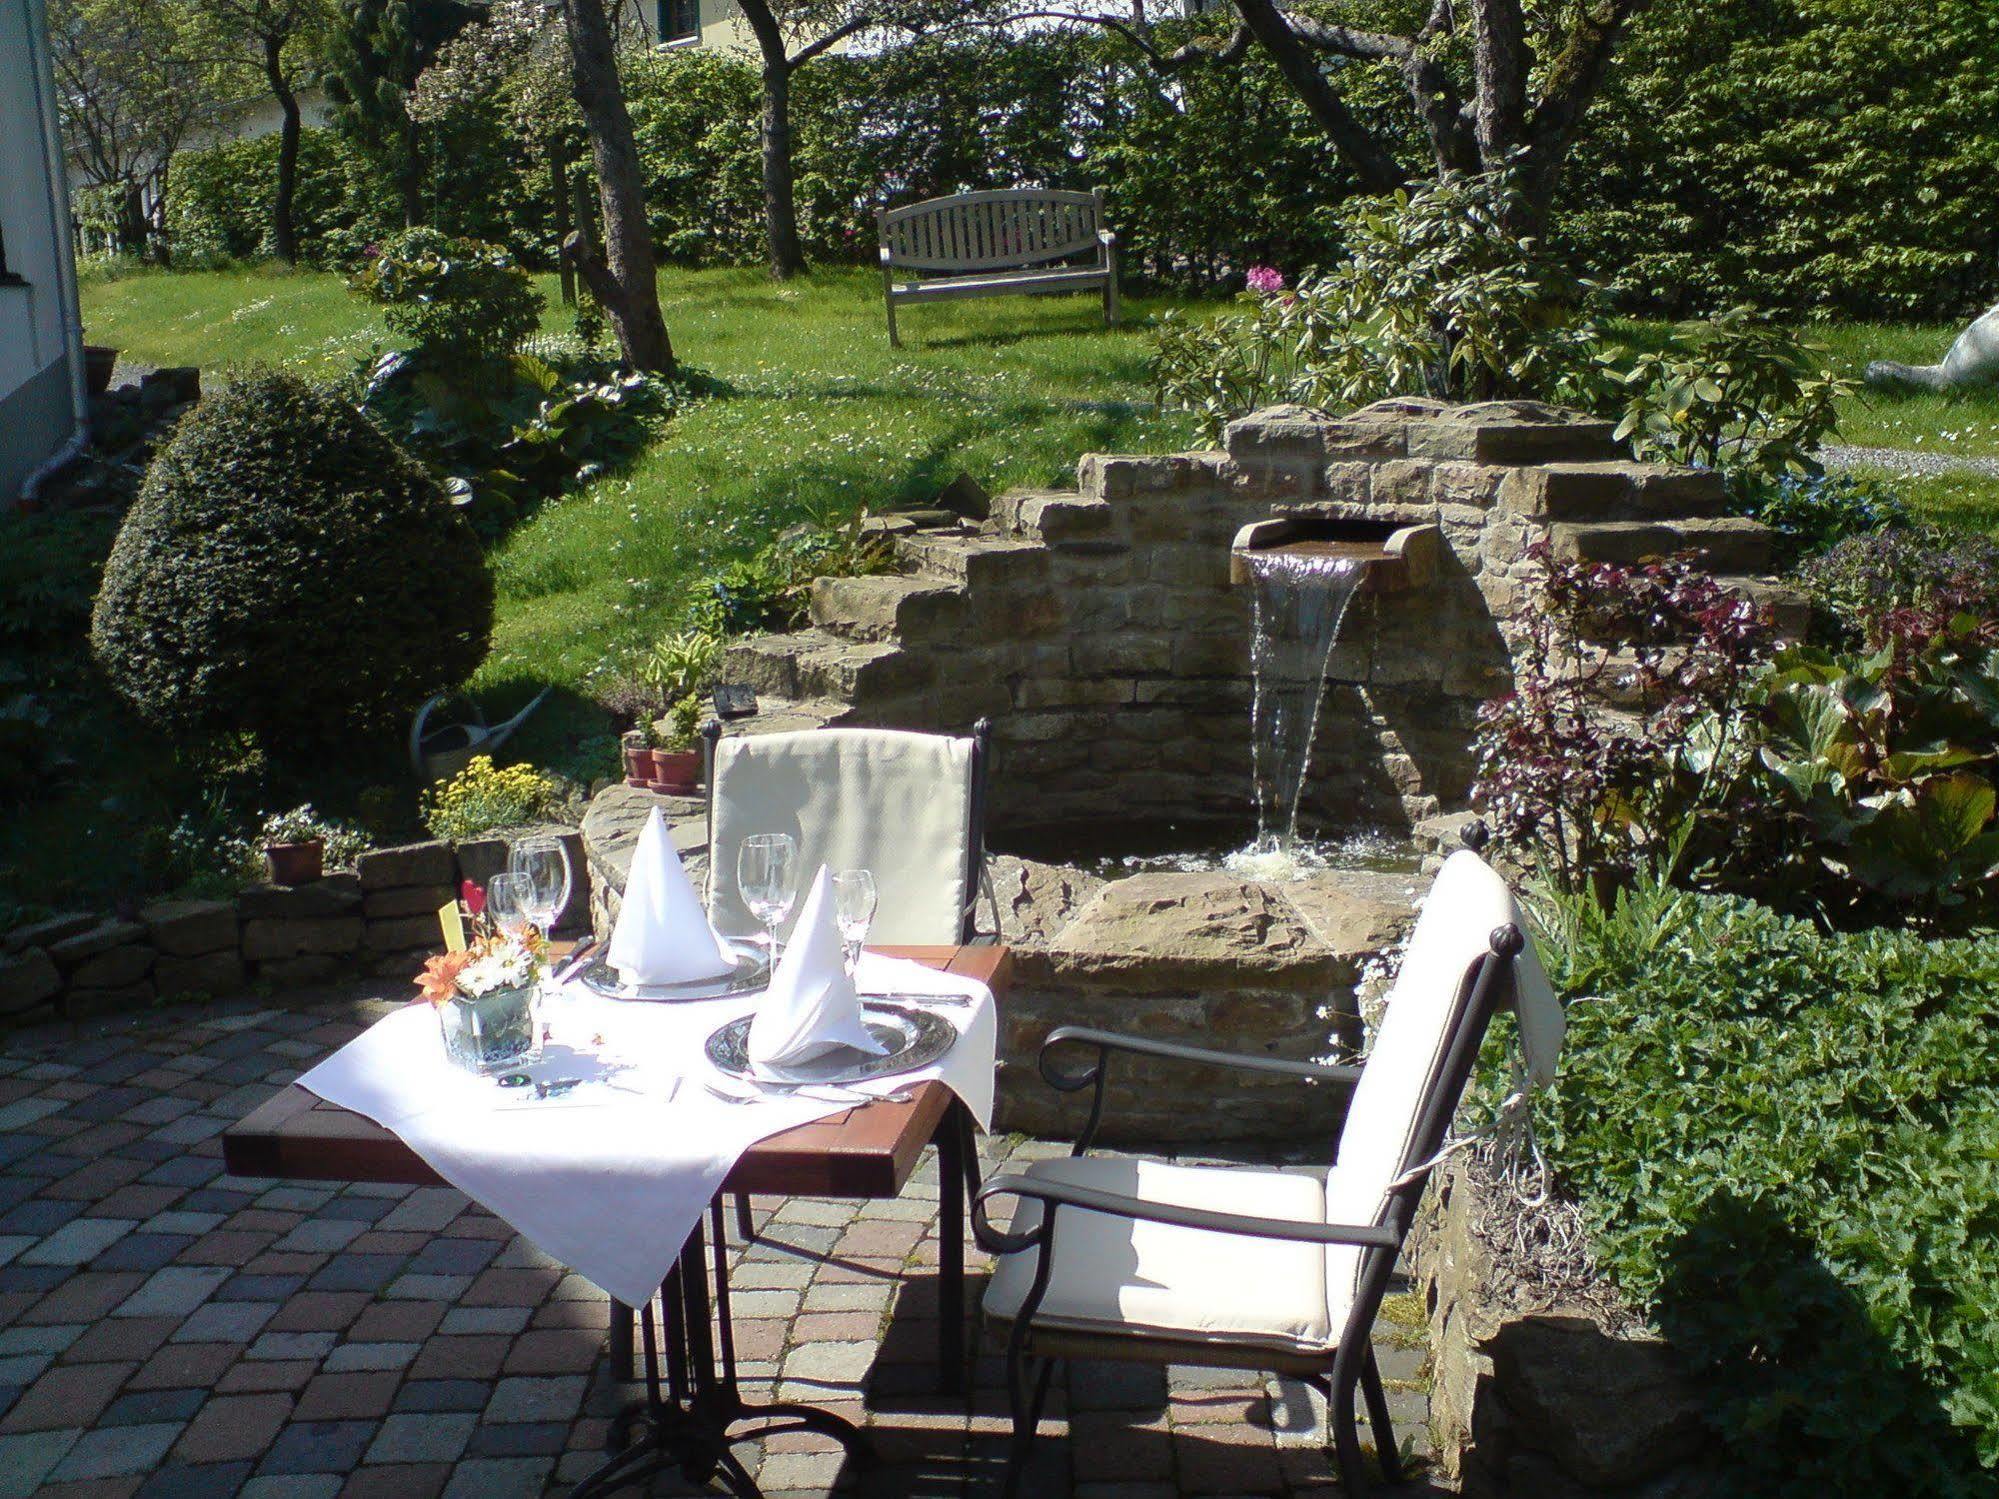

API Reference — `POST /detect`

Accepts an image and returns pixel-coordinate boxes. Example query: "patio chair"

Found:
[973,849,1563,1496]
[702,720,995,948]
[702,719,996,1244]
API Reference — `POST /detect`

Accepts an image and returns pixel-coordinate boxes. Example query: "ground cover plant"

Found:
[1533,876,1999,1495]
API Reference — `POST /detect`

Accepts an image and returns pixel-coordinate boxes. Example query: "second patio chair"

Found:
[974,848,1563,1496]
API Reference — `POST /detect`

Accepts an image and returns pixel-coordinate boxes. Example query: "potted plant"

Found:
[621,727,651,788]
[416,895,547,1074]
[83,344,119,396]
[647,696,704,795]
[254,804,370,886]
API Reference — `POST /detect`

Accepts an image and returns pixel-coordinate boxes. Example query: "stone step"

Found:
[807,573,968,644]
[1502,463,1730,522]
[722,630,934,706]
[894,532,1053,588]
[1548,516,1775,574]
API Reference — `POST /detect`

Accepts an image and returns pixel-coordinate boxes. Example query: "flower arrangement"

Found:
[417,880,550,1006]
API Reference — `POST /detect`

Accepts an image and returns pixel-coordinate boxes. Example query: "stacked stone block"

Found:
[722,397,1793,841]
[0,829,591,1026]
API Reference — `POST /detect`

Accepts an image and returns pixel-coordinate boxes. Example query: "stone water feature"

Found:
[581,399,1793,1142]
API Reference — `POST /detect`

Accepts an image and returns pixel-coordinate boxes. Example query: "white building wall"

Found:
[0,0,85,500]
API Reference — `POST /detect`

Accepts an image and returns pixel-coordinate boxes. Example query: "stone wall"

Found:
[731,398,1788,842]
[1412,1161,1717,1497]
[0,827,589,1025]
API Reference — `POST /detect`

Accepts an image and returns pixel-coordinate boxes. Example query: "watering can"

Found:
[409,688,553,783]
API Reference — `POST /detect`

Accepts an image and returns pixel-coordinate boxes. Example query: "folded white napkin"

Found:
[747,865,889,1070]
[607,808,736,987]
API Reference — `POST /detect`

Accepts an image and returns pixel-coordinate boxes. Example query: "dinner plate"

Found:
[704,1002,956,1086]
[576,939,770,1003]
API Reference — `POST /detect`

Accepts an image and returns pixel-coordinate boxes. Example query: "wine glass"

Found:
[510,837,572,939]
[736,833,798,969]
[831,869,876,981]
[486,872,532,941]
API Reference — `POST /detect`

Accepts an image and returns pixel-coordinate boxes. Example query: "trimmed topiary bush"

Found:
[91,369,493,754]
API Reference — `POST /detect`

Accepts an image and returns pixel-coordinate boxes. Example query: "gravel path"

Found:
[1820,443,1999,479]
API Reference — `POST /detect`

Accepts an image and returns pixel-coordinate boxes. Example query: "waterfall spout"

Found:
[1242,549,1367,858]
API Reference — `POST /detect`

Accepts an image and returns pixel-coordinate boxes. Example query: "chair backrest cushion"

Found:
[1325,852,1561,1258]
[880,189,1101,273]
[707,728,977,946]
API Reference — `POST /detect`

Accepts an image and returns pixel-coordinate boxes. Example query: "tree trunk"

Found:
[400,112,423,227]
[117,181,148,258]
[264,34,301,264]
[551,142,575,306]
[559,0,675,372]
[759,61,805,280]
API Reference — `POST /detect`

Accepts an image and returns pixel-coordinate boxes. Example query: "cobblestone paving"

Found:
[0,986,1443,1497]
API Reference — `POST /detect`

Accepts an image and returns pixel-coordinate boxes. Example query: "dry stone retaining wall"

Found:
[0,827,589,1025]
[729,398,1789,841]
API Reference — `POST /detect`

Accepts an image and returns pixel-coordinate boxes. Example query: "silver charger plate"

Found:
[578,940,770,1003]
[705,1002,956,1086]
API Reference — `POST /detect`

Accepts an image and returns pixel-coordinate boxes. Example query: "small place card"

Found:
[438,901,468,953]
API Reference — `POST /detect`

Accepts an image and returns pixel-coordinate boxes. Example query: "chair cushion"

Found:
[983,1157,1343,1354]
[1329,850,1558,1302]
[707,728,976,946]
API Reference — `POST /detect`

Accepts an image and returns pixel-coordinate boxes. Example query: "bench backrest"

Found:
[879,188,1102,273]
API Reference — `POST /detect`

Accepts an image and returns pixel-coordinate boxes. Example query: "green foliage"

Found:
[91,368,493,755]
[1749,626,1999,913]
[1154,170,1596,443]
[168,128,400,266]
[1738,471,1911,567]
[682,509,896,639]
[1590,307,1854,481]
[1556,0,1999,319]
[1799,526,1999,651]
[421,753,558,839]
[360,349,671,533]
[1534,882,1999,1492]
[639,630,720,710]
[349,226,543,364]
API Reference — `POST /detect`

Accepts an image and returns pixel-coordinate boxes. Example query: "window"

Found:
[659,0,698,42]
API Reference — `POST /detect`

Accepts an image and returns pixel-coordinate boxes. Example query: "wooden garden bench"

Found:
[876,188,1119,346]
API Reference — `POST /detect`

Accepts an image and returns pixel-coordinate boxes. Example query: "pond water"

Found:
[994,819,1424,883]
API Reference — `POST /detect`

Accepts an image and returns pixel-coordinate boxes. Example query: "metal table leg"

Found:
[571,1200,875,1497]
[934,1099,981,1396]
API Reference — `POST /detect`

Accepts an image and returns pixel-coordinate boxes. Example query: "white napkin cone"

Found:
[748,866,889,1070]
[607,808,736,987]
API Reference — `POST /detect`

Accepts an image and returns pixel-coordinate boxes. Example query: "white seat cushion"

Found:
[983,1157,1345,1354]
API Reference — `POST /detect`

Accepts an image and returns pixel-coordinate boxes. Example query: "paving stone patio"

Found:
[0,985,1443,1497]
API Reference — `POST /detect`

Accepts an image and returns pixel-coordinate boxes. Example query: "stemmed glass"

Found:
[832,869,876,982]
[736,833,798,970]
[485,872,532,940]
[510,837,572,939]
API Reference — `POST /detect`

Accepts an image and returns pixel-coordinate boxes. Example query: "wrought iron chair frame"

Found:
[973,923,1526,1497]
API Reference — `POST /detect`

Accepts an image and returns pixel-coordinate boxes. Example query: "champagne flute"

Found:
[831,869,877,981]
[736,833,798,969]
[509,837,572,938]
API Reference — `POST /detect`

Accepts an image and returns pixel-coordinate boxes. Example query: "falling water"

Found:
[1238,549,1367,872]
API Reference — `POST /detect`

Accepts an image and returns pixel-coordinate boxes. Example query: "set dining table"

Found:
[222,941,1013,1498]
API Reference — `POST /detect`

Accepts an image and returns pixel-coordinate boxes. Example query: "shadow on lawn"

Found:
[1649,1191,1985,1498]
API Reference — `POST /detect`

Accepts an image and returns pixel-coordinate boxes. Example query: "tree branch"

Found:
[1528,0,1652,170]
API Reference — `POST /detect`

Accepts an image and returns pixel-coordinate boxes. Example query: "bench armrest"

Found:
[878,245,894,268]
[1097,228,1117,246]
[973,1171,1399,1256]
[1038,1025,1361,1155]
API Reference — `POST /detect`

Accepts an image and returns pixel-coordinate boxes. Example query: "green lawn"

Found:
[1810,321,1999,459]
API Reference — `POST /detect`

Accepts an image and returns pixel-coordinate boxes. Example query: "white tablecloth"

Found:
[296,953,996,1307]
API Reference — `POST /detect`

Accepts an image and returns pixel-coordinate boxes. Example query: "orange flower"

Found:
[416,950,473,1006]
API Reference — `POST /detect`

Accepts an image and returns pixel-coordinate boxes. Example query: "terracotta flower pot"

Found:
[648,749,701,796]
[265,838,325,886]
[623,745,652,789]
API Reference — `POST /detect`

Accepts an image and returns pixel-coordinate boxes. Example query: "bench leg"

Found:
[1103,273,1119,329]
[885,292,901,348]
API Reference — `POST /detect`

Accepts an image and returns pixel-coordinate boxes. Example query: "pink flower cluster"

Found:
[1244,265,1287,294]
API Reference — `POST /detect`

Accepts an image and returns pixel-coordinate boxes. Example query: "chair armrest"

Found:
[1040,1026,1361,1088]
[1037,1026,1360,1158]
[972,1171,1398,1256]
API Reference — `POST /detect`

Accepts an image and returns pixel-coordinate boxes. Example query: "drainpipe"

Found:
[18,0,92,506]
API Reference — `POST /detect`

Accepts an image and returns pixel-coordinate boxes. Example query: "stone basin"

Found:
[580,783,1424,1143]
